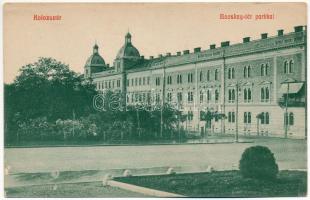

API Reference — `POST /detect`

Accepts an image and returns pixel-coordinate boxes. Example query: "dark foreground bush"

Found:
[239,145,279,180]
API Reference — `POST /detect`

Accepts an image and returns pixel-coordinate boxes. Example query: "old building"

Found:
[85,26,307,139]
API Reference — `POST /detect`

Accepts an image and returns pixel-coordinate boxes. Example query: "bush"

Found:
[239,145,279,180]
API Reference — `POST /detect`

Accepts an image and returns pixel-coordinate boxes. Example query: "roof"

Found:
[85,53,106,67]
[116,43,140,59]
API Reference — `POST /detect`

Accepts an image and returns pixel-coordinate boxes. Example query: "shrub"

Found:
[239,145,279,180]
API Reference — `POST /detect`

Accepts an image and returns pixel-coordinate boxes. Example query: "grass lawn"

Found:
[115,170,307,197]
[5,181,149,198]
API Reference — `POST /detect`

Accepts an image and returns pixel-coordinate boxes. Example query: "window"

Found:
[289,60,293,73]
[261,112,270,125]
[155,77,161,86]
[228,89,235,103]
[147,77,150,85]
[177,92,183,103]
[135,78,138,86]
[207,90,211,103]
[139,78,141,85]
[155,93,160,104]
[200,71,203,82]
[143,77,145,85]
[261,64,269,76]
[188,73,193,83]
[244,112,251,124]
[284,60,293,74]
[228,112,235,123]
[261,87,270,102]
[188,111,194,121]
[200,91,203,103]
[177,74,182,84]
[188,91,193,103]
[117,80,121,87]
[244,88,252,102]
[207,70,210,81]
[167,93,172,102]
[228,68,235,79]
[243,66,247,78]
[167,76,172,85]
[215,89,219,102]
[215,69,219,81]
[285,112,294,126]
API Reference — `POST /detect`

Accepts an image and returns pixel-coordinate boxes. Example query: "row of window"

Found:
[228,87,270,103]
[97,79,121,90]
[128,77,151,87]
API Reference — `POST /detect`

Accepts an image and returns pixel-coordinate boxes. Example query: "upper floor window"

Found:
[284,60,294,74]
[228,68,235,79]
[139,78,142,86]
[143,77,145,85]
[243,66,251,78]
[244,88,252,103]
[199,71,203,82]
[284,112,294,126]
[187,91,194,103]
[167,92,172,102]
[215,69,219,81]
[228,89,236,103]
[215,89,219,102]
[261,63,269,76]
[228,112,235,123]
[155,77,161,86]
[207,90,211,103]
[188,73,193,83]
[200,91,204,103]
[177,92,183,103]
[177,74,182,84]
[147,77,150,85]
[261,87,270,102]
[167,76,172,85]
[244,112,251,124]
[261,112,270,124]
[135,78,138,86]
[207,70,210,81]
[117,80,121,87]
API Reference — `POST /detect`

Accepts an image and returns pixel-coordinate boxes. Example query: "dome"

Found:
[116,32,140,59]
[85,44,106,67]
[85,53,106,66]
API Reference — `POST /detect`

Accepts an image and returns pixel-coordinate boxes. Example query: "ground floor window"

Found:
[284,112,294,126]
[228,112,235,123]
[261,112,270,124]
[244,112,251,124]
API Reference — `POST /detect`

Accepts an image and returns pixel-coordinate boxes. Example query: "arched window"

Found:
[244,112,247,123]
[207,70,210,81]
[261,112,265,124]
[229,89,232,101]
[248,112,252,123]
[232,68,235,79]
[215,89,219,101]
[284,61,288,74]
[289,112,294,125]
[265,64,269,76]
[247,66,251,78]
[244,89,247,101]
[215,69,219,80]
[207,90,211,101]
[232,89,235,100]
[200,71,203,82]
[261,88,265,101]
[265,112,269,124]
[248,88,252,101]
[243,66,247,78]
[261,64,264,76]
[228,68,231,79]
[289,60,293,73]
[265,87,269,100]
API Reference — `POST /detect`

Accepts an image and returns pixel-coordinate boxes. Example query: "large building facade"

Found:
[85,26,307,139]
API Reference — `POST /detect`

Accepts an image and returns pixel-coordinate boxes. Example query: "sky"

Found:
[3,3,307,83]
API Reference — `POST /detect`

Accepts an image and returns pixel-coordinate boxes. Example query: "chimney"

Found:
[294,26,303,32]
[194,47,201,53]
[166,52,171,57]
[150,56,154,59]
[176,51,181,56]
[158,54,163,58]
[277,29,284,36]
[210,44,216,49]
[243,37,250,43]
[261,33,268,39]
[221,41,230,47]
[183,50,190,55]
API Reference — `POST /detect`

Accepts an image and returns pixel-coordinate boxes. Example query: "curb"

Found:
[108,180,185,197]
